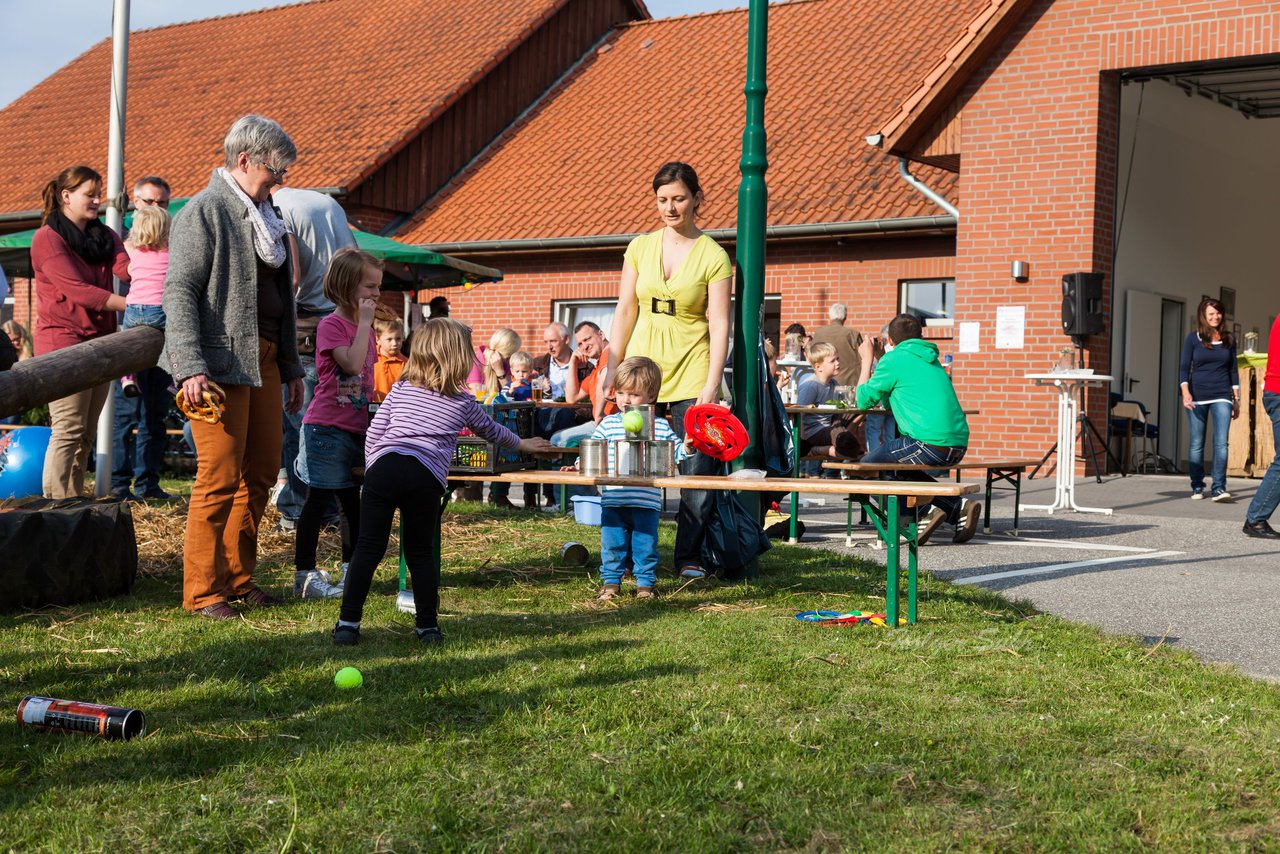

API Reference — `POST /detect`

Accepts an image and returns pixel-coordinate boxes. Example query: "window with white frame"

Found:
[899,278,955,325]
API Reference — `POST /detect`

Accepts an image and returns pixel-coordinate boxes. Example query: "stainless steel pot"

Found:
[622,404,656,440]
[613,439,648,477]
[644,440,677,477]
[578,438,609,476]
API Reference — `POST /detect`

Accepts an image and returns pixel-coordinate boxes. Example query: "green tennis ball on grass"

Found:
[334,666,363,690]
[622,411,644,433]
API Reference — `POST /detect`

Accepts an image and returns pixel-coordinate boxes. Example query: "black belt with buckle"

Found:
[650,297,676,316]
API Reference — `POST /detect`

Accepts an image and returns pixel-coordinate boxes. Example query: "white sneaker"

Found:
[1190,490,1204,500]
[1211,491,1232,502]
[295,570,343,599]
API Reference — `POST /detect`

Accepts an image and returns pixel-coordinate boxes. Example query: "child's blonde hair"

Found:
[126,205,170,251]
[508,350,533,371]
[808,342,837,367]
[402,318,474,394]
[483,328,521,394]
[613,356,662,401]
[322,247,384,309]
[373,315,405,337]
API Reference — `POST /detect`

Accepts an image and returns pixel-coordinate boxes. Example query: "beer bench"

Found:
[822,459,1041,536]
[453,471,977,627]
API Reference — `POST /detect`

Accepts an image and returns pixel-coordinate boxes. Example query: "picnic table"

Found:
[453,471,977,626]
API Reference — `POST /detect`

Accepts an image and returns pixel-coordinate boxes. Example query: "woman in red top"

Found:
[31,166,130,498]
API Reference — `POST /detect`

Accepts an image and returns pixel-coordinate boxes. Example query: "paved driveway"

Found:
[791,472,1280,681]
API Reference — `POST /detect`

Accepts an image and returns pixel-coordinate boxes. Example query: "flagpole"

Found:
[95,0,129,497]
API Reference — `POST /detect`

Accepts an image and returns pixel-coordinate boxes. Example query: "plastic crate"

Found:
[448,401,537,474]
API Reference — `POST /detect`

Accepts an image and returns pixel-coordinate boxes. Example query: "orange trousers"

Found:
[183,339,283,611]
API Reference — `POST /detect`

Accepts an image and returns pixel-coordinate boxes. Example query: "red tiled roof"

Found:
[399,0,989,245]
[0,0,595,215]
[875,0,1037,158]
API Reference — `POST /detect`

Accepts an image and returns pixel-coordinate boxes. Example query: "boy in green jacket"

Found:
[855,313,980,544]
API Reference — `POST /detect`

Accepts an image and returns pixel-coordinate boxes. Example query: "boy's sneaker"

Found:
[597,583,621,601]
[1190,489,1204,500]
[678,565,707,580]
[1211,490,1232,502]
[296,570,343,599]
[120,375,141,398]
[332,623,360,646]
[415,626,443,644]
[916,507,948,546]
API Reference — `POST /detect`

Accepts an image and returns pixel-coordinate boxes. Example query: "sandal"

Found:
[597,583,621,602]
[636,587,656,600]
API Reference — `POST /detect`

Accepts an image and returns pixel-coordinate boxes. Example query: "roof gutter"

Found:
[419,215,956,254]
[896,156,959,220]
[0,209,40,224]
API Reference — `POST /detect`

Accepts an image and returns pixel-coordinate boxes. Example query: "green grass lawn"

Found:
[3,488,1280,851]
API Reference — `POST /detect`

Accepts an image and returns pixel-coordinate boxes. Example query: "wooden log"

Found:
[0,326,164,418]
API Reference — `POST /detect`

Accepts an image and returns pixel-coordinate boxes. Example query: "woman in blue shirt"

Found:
[1179,297,1240,501]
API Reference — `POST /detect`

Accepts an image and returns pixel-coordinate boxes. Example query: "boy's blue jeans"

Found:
[600,505,659,588]
[111,304,171,497]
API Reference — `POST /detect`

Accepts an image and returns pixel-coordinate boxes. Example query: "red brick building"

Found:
[5,0,1278,468]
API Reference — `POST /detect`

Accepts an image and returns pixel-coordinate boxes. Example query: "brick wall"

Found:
[947,0,1280,468]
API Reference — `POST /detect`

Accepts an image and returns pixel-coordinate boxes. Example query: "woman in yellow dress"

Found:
[601,162,732,579]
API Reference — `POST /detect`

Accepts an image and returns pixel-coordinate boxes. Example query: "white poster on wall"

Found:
[958,322,980,353]
[995,306,1025,349]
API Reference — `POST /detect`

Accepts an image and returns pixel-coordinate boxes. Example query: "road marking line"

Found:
[955,550,1185,585]
[984,537,1158,553]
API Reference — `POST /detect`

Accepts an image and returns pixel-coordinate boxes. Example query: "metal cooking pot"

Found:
[644,440,677,477]
[613,439,648,477]
[578,438,609,476]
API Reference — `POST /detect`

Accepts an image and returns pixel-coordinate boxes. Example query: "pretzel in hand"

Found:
[176,380,227,424]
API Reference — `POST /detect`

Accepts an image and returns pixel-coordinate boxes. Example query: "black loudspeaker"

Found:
[1061,272,1103,336]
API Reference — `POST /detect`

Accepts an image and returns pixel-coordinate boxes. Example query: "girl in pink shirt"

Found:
[293,248,383,600]
[118,205,170,394]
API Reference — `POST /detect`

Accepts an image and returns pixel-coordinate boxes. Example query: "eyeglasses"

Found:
[135,197,169,209]
[260,162,289,181]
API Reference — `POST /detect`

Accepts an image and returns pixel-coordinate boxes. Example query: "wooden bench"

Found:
[822,459,1041,536]
[453,471,978,627]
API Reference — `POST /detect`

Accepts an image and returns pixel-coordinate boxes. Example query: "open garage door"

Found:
[1112,58,1280,472]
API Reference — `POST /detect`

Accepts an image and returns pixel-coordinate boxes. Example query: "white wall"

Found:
[1113,78,1280,464]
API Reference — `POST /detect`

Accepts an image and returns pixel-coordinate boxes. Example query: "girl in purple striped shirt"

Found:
[333,318,552,645]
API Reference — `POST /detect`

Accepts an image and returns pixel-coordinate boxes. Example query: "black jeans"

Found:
[295,485,360,573]
[666,398,718,569]
[339,453,446,630]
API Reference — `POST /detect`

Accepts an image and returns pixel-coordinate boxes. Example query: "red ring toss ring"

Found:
[683,404,748,461]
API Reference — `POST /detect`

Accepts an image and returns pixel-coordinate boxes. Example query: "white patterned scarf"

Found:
[217,167,287,268]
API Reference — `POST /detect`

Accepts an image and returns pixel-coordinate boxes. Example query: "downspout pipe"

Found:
[897,156,958,220]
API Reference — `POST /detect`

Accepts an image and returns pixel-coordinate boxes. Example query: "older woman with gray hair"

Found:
[163,115,305,619]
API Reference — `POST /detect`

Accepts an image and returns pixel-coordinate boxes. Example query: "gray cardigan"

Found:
[162,170,303,386]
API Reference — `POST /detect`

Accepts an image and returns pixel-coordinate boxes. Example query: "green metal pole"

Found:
[732,0,768,494]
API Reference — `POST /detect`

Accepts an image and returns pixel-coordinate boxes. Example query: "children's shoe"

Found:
[1190,489,1204,500]
[332,623,360,646]
[415,626,443,644]
[295,570,343,599]
[636,587,656,600]
[915,507,948,546]
[597,583,621,601]
[1211,490,1232,503]
[678,565,707,580]
[120,375,141,398]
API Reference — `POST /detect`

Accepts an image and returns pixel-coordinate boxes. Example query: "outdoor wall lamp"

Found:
[1011,260,1029,281]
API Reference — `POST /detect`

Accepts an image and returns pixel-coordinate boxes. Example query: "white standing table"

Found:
[1020,373,1114,516]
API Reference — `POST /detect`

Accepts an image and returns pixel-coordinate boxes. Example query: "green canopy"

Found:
[0,198,500,289]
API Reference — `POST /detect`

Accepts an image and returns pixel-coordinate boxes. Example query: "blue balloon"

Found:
[0,426,52,499]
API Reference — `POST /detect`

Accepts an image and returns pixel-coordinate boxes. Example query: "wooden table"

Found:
[452,471,977,626]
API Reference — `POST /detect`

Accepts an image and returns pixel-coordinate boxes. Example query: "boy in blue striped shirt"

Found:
[582,357,688,601]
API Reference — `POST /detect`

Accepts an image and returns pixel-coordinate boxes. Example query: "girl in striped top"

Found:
[333,318,553,646]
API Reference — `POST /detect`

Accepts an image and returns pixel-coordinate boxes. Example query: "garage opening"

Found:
[1111,56,1280,475]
